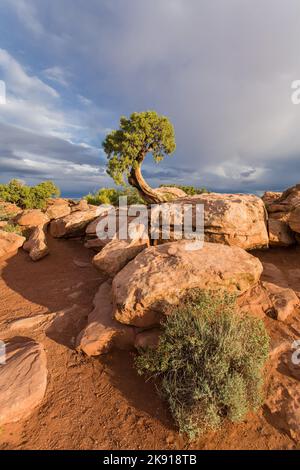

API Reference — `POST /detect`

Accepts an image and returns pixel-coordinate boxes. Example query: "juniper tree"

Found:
[102,111,176,203]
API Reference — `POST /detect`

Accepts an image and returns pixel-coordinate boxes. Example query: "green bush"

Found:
[159,184,208,196]
[85,186,146,206]
[0,180,60,209]
[135,289,269,439]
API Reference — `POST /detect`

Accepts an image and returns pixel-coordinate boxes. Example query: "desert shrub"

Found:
[0,180,60,209]
[135,289,269,439]
[85,186,146,206]
[159,184,208,196]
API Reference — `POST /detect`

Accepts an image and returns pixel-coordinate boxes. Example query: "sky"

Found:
[0,0,300,196]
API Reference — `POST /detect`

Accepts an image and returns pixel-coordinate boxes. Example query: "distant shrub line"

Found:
[0,179,60,210]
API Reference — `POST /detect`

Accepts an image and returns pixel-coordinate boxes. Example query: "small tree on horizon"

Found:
[102,111,176,204]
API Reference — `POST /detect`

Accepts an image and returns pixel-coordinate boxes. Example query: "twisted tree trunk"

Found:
[128,163,168,204]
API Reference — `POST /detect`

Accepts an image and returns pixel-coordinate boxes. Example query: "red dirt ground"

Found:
[0,238,299,450]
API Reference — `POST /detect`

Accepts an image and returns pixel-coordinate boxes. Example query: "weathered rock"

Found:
[268,219,295,247]
[45,203,71,220]
[77,282,136,356]
[50,208,98,238]
[154,186,187,199]
[1,313,55,333]
[14,209,49,227]
[0,201,22,216]
[262,282,299,322]
[0,230,25,258]
[267,184,300,215]
[0,221,8,228]
[288,206,300,234]
[71,199,89,212]
[0,337,47,425]
[112,240,263,327]
[23,226,49,261]
[266,374,300,440]
[93,227,149,277]
[171,193,268,250]
[261,191,282,208]
[238,281,299,321]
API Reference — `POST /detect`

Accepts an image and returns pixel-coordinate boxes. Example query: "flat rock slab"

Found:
[0,337,47,425]
[112,240,263,327]
[0,230,25,259]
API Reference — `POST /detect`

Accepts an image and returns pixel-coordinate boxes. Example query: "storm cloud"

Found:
[0,0,300,194]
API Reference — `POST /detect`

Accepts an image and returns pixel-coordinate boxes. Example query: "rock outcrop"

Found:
[50,208,98,238]
[77,282,136,356]
[0,230,25,259]
[14,209,49,228]
[169,193,268,250]
[92,224,149,277]
[112,240,263,327]
[0,337,47,425]
[23,226,49,261]
[268,219,295,247]
[46,203,71,220]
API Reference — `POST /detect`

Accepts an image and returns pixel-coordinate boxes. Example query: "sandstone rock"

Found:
[14,209,49,227]
[112,240,263,327]
[23,226,49,261]
[77,282,136,356]
[50,208,98,238]
[268,219,295,247]
[93,226,149,277]
[2,313,55,332]
[288,206,300,234]
[0,201,22,216]
[154,186,187,199]
[263,282,299,321]
[261,262,289,287]
[0,337,47,425]
[171,193,268,250]
[0,230,25,259]
[45,203,71,220]
[266,378,300,440]
[267,184,300,215]
[71,199,89,212]
[0,221,8,228]
[261,191,282,208]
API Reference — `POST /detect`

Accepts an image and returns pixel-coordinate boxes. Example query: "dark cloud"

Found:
[1,0,300,194]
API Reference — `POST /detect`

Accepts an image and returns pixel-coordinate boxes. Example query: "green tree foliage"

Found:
[103,111,176,203]
[136,289,269,439]
[85,186,146,206]
[0,179,60,209]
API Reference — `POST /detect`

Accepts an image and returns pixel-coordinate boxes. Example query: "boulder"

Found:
[0,201,22,216]
[261,191,282,208]
[262,282,299,322]
[45,203,71,220]
[112,240,263,327]
[0,337,47,425]
[171,193,268,250]
[23,226,49,261]
[14,209,49,228]
[77,282,136,356]
[267,184,300,215]
[0,230,25,259]
[154,186,187,199]
[50,208,98,238]
[92,225,149,277]
[288,206,300,234]
[268,219,295,247]
[70,199,89,212]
